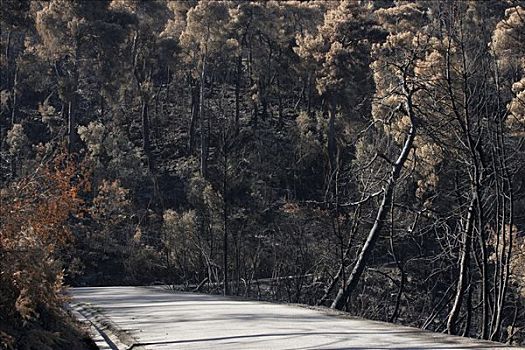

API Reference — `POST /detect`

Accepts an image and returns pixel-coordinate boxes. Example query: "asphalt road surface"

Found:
[70,286,518,350]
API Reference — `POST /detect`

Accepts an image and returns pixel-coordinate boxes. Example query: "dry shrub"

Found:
[0,152,94,349]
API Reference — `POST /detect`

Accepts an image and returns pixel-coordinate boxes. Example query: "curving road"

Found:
[70,286,518,350]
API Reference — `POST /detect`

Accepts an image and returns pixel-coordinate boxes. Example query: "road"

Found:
[70,286,517,350]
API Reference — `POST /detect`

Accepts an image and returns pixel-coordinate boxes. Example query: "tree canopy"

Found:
[1,1,525,348]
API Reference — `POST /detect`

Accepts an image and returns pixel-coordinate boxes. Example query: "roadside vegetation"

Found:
[1,1,524,348]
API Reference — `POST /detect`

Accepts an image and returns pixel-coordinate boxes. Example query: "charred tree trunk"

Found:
[462,282,473,337]
[277,78,283,128]
[327,99,337,174]
[389,193,406,323]
[5,30,11,68]
[188,80,199,154]
[10,66,18,125]
[477,190,489,339]
[141,98,152,170]
[261,92,268,121]
[307,73,313,118]
[199,56,208,178]
[447,194,475,335]
[222,141,229,296]
[491,119,514,340]
[67,99,77,153]
[317,207,361,306]
[166,66,171,102]
[235,55,242,136]
[318,261,344,306]
[331,94,417,310]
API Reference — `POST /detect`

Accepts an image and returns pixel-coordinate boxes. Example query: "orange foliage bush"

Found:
[0,152,90,349]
